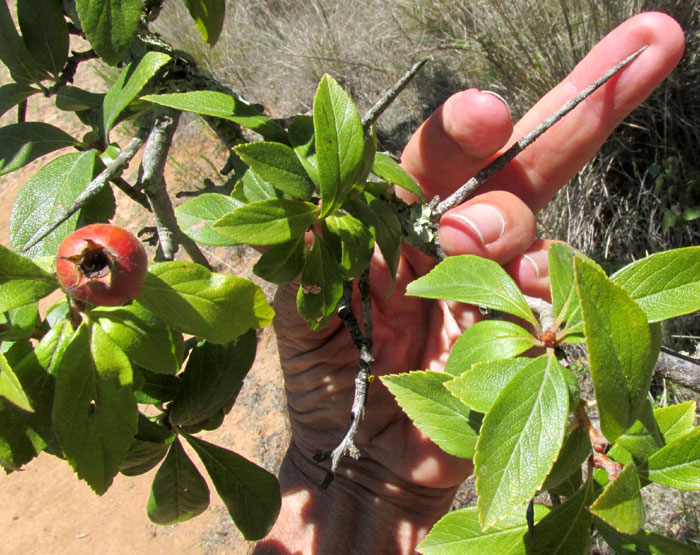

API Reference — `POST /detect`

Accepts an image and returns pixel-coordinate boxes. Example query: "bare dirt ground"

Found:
[0,67,289,554]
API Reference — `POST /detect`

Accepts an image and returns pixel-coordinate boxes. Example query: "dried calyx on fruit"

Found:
[55,224,148,307]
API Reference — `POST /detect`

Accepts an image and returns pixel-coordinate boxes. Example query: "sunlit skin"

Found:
[255,13,685,554]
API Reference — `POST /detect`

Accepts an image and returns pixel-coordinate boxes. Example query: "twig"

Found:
[523,294,551,332]
[111,176,151,211]
[138,109,212,268]
[656,348,700,393]
[358,268,373,350]
[431,46,648,220]
[317,278,374,489]
[139,110,181,260]
[362,57,430,132]
[21,127,150,253]
[17,99,26,123]
[45,49,98,96]
[515,296,700,393]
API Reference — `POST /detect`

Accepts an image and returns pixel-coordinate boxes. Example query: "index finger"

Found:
[486,11,685,212]
[401,12,685,212]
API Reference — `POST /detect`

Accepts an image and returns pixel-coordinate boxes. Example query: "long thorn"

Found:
[21,127,150,253]
[432,45,648,220]
[362,57,430,131]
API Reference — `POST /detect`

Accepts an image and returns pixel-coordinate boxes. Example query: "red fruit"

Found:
[55,224,148,307]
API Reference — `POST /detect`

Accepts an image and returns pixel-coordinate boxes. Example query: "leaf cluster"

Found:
[383,245,700,553]
[0,245,278,538]
[174,75,425,329]
[0,0,286,540]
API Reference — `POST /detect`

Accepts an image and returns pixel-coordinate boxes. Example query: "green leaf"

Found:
[296,232,344,330]
[231,166,282,204]
[0,83,38,119]
[53,323,138,494]
[288,114,319,186]
[646,426,700,490]
[133,367,179,405]
[178,408,225,434]
[444,320,536,376]
[0,351,32,411]
[548,243,584,339]
[540,426,591,493]
[175,193,242,246]
[656,401,696,443]
[0,244,57,313]
[407,255,537,326]
[169,330,256,427]
[594,518,700,554]
[253,234,306,284]
[76,0,142,65]
[17,0,69,78]
[120,437,169,477]
[213,199,319,246]
[529,480,594,554]
[137,261,274,344]
[575,257,656,443]
[611,247,700,323]
[0,303,40,341]
[120,415,174,476]
[355,126,378,196]
[186,434,281,540]
[0,324,72,469]
[382,370,480,459]
[313,74,365,216]
[610,399,664,465]
[590,463,645,535]
[346,193,402,291]
[372,152,425,203]
[418,505,550,555]
[475,354,569,529]
[322,213,375,279]
[78,176,117,227]
[0,0,39,83]
[183,0,225,46]
[55,85,104,112]
[446,357,537,413]
[91,303,183,375]
[103,51,171,140]
[0,122,78,175]
[234,142,316,199]
[141,91,287,143]
[10,150,97,259]
[147,436,210,524]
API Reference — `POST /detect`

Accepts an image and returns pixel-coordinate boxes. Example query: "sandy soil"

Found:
[0,69,289,554]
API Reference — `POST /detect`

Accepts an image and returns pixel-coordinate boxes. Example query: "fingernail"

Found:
[444,204,506,246]
[481,90,511,117]
[522,250,549,279]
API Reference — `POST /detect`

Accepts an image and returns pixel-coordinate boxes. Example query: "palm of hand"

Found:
[273,247,478,493]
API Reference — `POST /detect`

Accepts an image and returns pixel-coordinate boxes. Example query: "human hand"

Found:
[255,12,685,554]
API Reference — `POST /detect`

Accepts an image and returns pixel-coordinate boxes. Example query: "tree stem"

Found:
[139,109,212,268]
[318,278,374,489]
